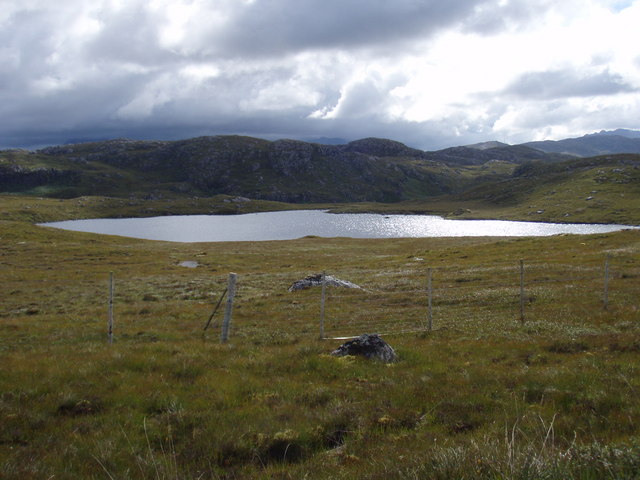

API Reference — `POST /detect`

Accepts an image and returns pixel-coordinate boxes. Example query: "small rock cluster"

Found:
[331,333,398,363]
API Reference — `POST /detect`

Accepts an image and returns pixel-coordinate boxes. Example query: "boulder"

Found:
[331,333,397,363]
[288,274,362,292]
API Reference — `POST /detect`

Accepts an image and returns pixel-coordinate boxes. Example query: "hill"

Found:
[0,135,575,202]
[465,140,510,150]
[1,134,640,225]
[1,136,548,203]
[423,144,568,166]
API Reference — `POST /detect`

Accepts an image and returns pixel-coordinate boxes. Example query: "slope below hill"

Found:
[450,154,640,224]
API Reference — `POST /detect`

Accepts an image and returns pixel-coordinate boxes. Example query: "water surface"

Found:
[40,210,636,242]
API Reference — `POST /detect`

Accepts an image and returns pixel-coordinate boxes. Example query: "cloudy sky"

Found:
[2,0,639,150]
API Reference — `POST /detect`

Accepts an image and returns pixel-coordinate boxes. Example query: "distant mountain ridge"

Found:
[522,129,640,157]
[589,129,640,139]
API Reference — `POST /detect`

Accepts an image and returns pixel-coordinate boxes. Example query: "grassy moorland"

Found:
[1,194,639,479]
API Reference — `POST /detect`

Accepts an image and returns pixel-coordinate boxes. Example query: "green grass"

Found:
[1,196,640,478]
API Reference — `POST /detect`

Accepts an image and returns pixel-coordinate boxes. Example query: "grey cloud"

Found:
[462,0,556,35]
[2,2,173,80]
[0,69,155,134]
[0,89,469,151]
[504,68,637,100]
[205,0,494,58]
[4,0,549,65]
[326,73,407,119]
[84,6,181,66]
[495,98,640,144]
[507,101,582,130]
[0,9,59,84]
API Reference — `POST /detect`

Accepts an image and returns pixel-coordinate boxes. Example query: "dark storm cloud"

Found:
[213,0,474,56]
[204,0,545,58]
[503,68,638,100]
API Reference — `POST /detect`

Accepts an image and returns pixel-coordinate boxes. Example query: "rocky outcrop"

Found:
[343,137,427,158]
[331,333,398,363]
[0,164,80,191]
[268,139,317,175]
[288,274,362,292]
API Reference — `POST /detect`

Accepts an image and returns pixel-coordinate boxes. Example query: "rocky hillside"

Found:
[0,134,630,203]
[2,136,454,202]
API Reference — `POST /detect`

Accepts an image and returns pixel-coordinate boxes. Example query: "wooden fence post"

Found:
[221,273,237,343]
[519,259,525,323]
[604,254,610,310]
[108,272,114,344]
[319,271,327,339]
[427,268,433,331]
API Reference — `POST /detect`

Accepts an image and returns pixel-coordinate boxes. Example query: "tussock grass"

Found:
[1,208,639,478]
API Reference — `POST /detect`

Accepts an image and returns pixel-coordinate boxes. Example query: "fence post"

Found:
[221,273,237,343]
[519,259,525,323]
[319,271,327,339]
[604,254,610,310]
[427,268,433,331]
[108,272,114,344]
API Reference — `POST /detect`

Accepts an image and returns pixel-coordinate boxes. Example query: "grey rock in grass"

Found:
[288,274,362,292]
[331,333,397,363]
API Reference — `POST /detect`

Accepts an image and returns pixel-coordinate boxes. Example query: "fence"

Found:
[105,254,639,343]
[313,256,638,339]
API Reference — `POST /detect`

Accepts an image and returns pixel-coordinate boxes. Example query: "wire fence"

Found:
[219,254,640,341]
[82,253,640,344]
